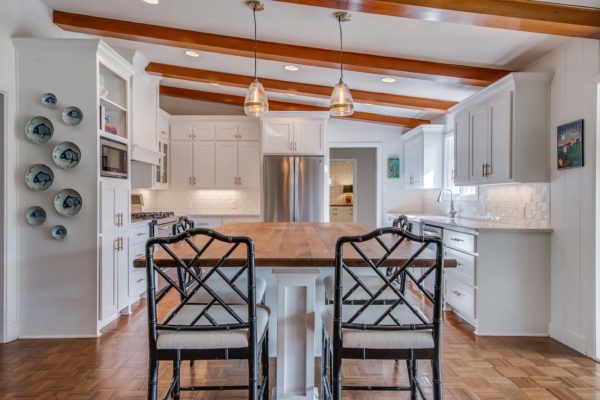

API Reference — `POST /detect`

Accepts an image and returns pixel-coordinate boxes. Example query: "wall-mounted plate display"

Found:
[41,93,57,108]
[61,106,83,126]
[25,206,46,226]
[54,188,82,216]
[51,225,67,240]
[52,141,81,169]
[25,164,54,191]
[25,116,54,144]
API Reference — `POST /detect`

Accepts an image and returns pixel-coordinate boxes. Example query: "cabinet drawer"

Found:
[129,242,146,266]
[132,268,147,296]
[445,277,475,323]
[130,225,150,245]
[444,230,476,253]
[444,248,475,286]
[191,216,223,229]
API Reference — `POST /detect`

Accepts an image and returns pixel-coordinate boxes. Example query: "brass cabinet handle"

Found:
[136,278,144,283]
[119,237,124,251]
[114,238,119,251]
[482,163,485,177]
[450,237,464,242]
[486,163,491,177]
[194,176,196,185]
[238,176,242,185]
[452,290,464,297]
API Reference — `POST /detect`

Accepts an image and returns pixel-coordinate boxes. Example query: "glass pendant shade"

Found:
[330,79,354,117]
[244,79,269,117]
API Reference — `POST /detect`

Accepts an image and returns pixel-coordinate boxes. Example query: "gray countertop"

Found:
[386,211,552,233]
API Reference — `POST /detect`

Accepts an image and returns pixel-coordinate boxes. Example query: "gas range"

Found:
[131,212,180,237]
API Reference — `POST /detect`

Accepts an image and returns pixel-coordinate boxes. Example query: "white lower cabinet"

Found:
[431,224,550,336]
[329,206,353,222]
[129,224,150,300]
[100,233,129,324]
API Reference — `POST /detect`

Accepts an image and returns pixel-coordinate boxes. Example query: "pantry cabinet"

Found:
[451,72,551,186]
[262,116,326,155]
[100,181,130,235]
[100,233,130,322]
[402,124,444,189]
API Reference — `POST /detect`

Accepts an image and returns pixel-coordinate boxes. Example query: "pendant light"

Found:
[330,11,354,117]
[244,1,269,117]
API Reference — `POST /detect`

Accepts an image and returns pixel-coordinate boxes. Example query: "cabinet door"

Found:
[158,113,169,140]
[193,122,216,141]
[262,119,294,154]
[171,122,193,141]
[193,142,216,188]
[116,236,130,310]
[100,235,117,321]
[132,72,158,151]
[404,136,423,187]
[114,187,130,229]
[216,122,238,141]
[100,185,116,234]
[215,141,238,188]
[488,91,512,183]
[171,141,193,188]
[238,122,260,141]
[294,120,324,155]
[454,111,471,185]
[238,141,260,187]
[469,104,489,184]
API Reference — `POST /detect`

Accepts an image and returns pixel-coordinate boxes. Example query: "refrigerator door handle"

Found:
[288,156,296,222]
[293,156,300,222]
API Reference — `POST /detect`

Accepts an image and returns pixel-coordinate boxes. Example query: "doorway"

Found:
[329,147,378,226]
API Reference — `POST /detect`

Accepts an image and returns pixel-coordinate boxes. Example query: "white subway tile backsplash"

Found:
[423,183,549,228]
[134,188,261,216]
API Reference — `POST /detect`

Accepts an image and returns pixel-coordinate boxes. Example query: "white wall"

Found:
[0,0,79,342]
[526,38,600,357]
[327,118,422,224]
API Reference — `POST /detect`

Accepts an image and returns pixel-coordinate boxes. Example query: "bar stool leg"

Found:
[432,355,442,400]
[147,358,159,400]
[173,351,181,400]
[262,332,269,400]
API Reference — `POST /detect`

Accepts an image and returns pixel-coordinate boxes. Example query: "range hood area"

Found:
[131,145,162,189]
[131,144,161,165]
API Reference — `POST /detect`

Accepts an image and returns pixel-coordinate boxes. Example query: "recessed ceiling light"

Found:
[143,0,159,4]
[287,93,297,97]
[363,103,373,106]
[284,65,299,71]
[209,82,220,86]
[381,77,396,83]
[184,50,200,57]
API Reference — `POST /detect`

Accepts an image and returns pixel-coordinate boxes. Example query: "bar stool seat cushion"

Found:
[321,304,434,349]
[157,304,269,350]
[189,277,267,304]
[324,275,402,302]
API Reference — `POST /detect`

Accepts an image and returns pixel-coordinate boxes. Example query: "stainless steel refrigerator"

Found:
[264,155,324,222]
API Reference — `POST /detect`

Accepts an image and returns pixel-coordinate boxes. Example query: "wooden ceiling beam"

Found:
[274,0,600,39]
[147,62,456,112]
[159,85,429,128]
[53,10,509,86]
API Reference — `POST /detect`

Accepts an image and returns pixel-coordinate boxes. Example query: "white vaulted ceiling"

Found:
[44,0,574,123]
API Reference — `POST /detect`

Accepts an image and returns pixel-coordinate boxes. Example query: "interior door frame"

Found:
[327,142,383,226]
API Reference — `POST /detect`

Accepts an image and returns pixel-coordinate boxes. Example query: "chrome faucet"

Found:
[437,188,458,218]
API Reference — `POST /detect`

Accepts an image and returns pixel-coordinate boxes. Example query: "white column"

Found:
[272,267,320,400]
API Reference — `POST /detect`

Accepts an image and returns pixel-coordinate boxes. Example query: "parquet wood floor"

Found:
[1,292,598,399]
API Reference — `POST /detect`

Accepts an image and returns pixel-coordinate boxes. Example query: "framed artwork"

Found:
[557,119,584,169]
[387,156,400,179]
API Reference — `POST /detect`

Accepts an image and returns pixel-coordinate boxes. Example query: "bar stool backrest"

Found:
[145,228,258,354]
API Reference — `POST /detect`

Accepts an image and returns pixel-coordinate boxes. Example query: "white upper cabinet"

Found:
[131,71,158,152]
[454,111,470,185]
[262,118,294,154]
[262,116,326,155]
[451,72,551,186]
[168,117,260,189]
[403,124,444,189]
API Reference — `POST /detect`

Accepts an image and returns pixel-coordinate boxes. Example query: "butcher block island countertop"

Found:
[134,222,456,268]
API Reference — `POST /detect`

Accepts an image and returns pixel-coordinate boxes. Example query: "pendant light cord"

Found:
[338,16,344,81]
[253,7,258,80]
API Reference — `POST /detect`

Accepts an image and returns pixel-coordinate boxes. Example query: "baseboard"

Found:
[18,334,98,339]
[475,331,549,337]
[548,322,587,354]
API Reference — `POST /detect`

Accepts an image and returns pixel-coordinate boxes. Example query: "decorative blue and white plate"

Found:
[61,106,83,126]
[25,206,46,226]
[41,93,57,108]
[25,116,54,144]
[54,188,82,217]
[51,225,67,240]
[25,164,54,191]
[52,141,81,169]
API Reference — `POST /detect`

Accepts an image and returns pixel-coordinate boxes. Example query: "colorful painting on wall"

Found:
[557,119,584,169]
[387,156,400,179]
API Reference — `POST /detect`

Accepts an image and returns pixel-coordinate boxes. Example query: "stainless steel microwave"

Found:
[100,137,128,179]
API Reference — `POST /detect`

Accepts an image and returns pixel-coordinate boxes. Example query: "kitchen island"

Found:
[136,222,456,399]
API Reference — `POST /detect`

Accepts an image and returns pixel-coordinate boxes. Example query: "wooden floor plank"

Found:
[0,292,598,399]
